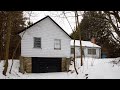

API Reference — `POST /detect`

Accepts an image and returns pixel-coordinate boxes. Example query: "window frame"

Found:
[88,48,96,55]
[33,37,41,48]
[54,39,61,50]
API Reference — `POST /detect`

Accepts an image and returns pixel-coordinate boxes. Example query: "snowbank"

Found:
[0,57,120,79]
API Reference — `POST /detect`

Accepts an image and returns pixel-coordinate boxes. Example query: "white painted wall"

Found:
[71,46,101,58]
[84,47,101,58]
[20,17,71,58]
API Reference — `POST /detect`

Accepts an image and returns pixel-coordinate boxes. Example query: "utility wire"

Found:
[63,12,74,32]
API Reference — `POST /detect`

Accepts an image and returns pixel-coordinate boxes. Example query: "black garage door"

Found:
[32,57,61,73]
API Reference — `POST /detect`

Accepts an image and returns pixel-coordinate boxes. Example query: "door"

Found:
[32,57,61,73]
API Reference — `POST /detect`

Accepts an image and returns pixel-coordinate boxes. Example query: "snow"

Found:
[71,40,101,48]
[0,57,120,79]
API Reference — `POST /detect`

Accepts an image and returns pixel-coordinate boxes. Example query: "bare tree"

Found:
[0,11,6,61]
[27,11,33,25]
[104,11,120,44]
[9,36,21,73]
[75,11,83,66]
[9,11,33,73]
[63,11,78,74]
[3,12,12,76]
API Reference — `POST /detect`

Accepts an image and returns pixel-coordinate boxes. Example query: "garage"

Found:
[32,57,62,73]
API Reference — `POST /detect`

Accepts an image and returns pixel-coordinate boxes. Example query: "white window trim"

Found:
[54,39,61,50]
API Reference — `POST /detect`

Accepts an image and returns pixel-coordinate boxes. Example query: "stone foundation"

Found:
[19,56,32,73]
[61,58,70,72]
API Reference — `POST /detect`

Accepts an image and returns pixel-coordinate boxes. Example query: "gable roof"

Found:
[17,15,72,39]
[71,40,101,48]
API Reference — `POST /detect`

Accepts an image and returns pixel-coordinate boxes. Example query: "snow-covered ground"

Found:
[0,57,120,79]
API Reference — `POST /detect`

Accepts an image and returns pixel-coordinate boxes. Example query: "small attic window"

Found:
[34,37,41,48]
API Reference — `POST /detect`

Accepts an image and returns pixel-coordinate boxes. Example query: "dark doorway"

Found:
[32,57,61,73]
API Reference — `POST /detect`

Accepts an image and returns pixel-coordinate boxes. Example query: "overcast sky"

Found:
[24,11,83,34]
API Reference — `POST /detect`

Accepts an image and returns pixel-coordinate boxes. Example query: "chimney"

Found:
[91,37,96,44]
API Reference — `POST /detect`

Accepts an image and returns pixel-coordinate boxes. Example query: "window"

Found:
[34,37,41,48]
[54,39,61,50]
[88,49,96,55]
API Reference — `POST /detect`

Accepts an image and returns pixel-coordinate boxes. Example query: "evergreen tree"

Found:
[70,11,120,58]
[0,11,26,60]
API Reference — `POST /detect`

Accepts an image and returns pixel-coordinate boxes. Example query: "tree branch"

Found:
[110,32,120,43]
[105,12,120,38]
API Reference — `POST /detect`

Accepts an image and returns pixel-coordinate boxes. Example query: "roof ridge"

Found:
[16,15,71,39]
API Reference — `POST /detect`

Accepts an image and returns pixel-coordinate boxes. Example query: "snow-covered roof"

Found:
[71,40,101,48]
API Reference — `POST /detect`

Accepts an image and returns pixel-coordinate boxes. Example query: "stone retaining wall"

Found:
[19,56,32,73]
[61,58,70,72]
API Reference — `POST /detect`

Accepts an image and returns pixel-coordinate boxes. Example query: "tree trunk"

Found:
[75,11,83,66]
[9,40,20,73]
[9,30,26,73]
[63,11,78,74]
[3,13,12,76]
[73,38,78,74]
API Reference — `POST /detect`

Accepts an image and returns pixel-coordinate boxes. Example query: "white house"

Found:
[71,40,101,58]
[18,16,71,73]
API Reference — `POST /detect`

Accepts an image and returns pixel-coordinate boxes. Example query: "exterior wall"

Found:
[71,46,101,58]
[84,47,101,58]
[99,48,101,58]
[20,17,71,58]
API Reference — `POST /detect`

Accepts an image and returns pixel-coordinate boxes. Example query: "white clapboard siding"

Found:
[71,46,101,58]
[20,17,71,58]
[84,47,101,58]
[70,40,101,58]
